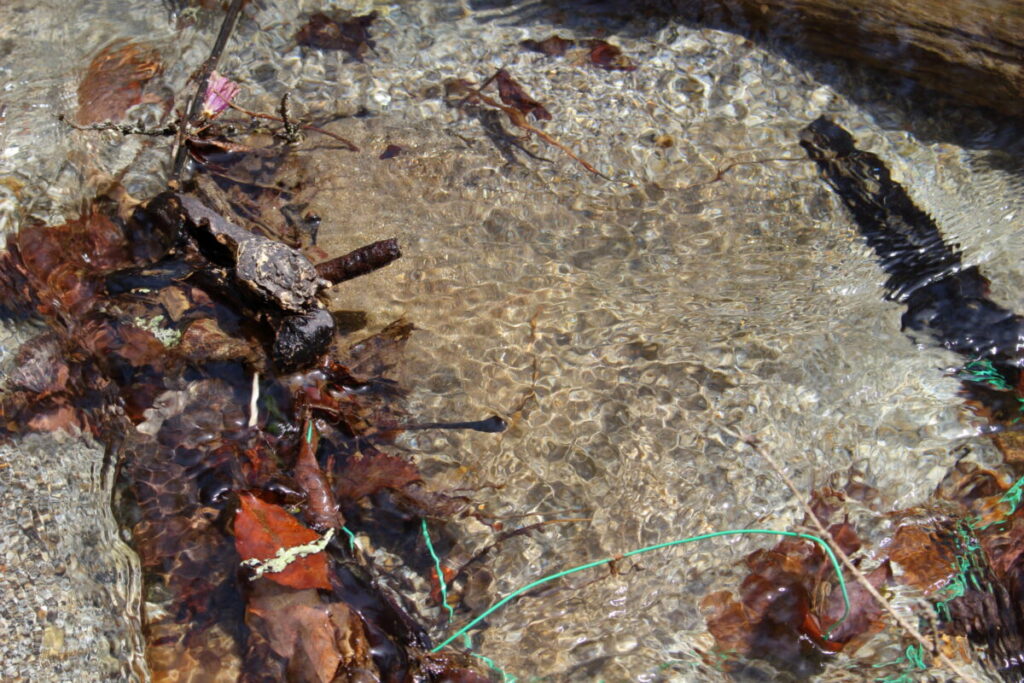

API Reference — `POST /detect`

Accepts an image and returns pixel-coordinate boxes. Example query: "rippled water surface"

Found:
[2,0,1023,680]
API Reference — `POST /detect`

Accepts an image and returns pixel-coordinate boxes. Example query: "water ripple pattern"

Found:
[0,0,1022,679]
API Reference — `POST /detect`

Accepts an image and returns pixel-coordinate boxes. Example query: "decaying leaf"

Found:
[520,35,573,57]
[10,333,69,396]
[295,421,344,530]
[246,585,379,682]
[448,71,609,179]
[888,521,958,594]
[345,318,414,379]
[700,521,891,675]
[176,317,259,363]
[76,39,163,125]
[26,403,81,434]
[587,40,637,71]
[234,491,332,591]
[335,451,421,501]
[821,562,891,646]
[296,11,377,61]
[520,34,638,71]
[379,144,402,160]
[495,69,552,121]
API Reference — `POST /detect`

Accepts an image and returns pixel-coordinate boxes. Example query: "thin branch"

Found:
[171,0,248,181]
[225,101,359,151]
[458,77,609,180]
[59,114,178,137]
[726,427,983,683]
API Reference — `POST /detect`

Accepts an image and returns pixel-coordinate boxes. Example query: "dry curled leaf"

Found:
[295,421,344,531]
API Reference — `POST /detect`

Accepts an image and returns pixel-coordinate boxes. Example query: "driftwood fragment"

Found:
[316,238,401,284]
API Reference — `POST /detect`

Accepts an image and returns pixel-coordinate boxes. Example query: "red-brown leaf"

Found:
[246,585,378,680]
[296,12,377,61]
[77,39,163,125]
[234,492,331,591]
[27,402,81,433]
[822,561,891,645]
[335,452,421,501]
[295,421,343,530]
[587,40,637,71]
[888,523,957,594]
[495,69,552,121]
[520,35,575,57]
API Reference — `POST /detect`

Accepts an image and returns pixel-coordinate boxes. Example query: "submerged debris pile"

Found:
[0,3,513,679]
[0,177,506,679]
[699,118,1024,680]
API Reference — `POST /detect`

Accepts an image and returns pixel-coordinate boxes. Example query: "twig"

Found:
[727,427,983,683]
[683,156,808,190]
[225,101,359,151]
[171,0,248,181]
[458,76,609,180]
[59,114,178,137]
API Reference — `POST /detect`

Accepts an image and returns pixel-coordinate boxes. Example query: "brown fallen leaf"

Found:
[495,69,552,121]
[520,35,638,72]
[379,143,402,160]
[295,420,344,531]
[888,521,958,595]
[345,319,414,379]
[821,562,892,647]
[246,584,378,682]
[700,589,754,657]
[10,333,69,396]
[701,529,865,675]
[450,73,609,179]
[296,11,377,61]
[334,451,421,501]
[520,35,574,57]
[26,402,81,434]
[76,39,163,125]
[177,317,260,364]
[234,491,332,591]
[587,40,637,71]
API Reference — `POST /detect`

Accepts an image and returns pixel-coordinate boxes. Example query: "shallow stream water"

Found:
[1,0,1023,680]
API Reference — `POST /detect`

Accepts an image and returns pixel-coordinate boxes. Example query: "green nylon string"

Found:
[430,528,850,653]
[339,525,357,551]
[421,519,456,624]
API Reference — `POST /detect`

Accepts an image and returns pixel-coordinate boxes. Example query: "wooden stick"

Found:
[171,0,248,181]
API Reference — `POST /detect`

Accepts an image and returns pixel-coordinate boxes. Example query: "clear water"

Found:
[1,0,1022,680]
